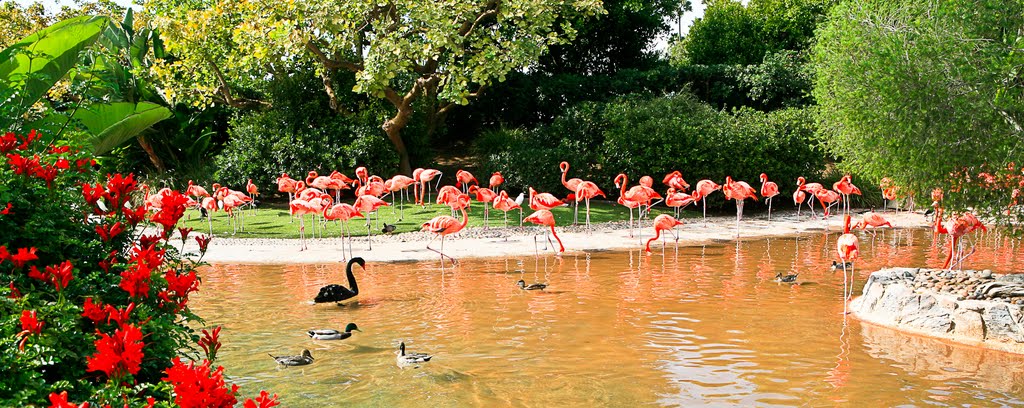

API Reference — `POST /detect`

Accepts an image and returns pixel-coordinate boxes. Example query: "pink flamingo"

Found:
[277,173,299,223]
[574,180,605,229]
[833,175,861,215]
[290,196,319,251]
[813,188,841,218]
[354,195,390,249]
[646,214,684,253]
[245,179,260,214]
[691,179,722,224]
[854,212,893,232]
[524,209,564,254]
[942,213,986,270]
[528,187,567,211]
[559,161,585,224]
[421,194,470,266]
[469,185,498,227]
[664,188,694,219]
[613,174,645,238]
[492,190,523,227]
[489,172,504,190]
[413,168,443,206]
[328,171,354,203]
[385,174,416,220]
[355,166,369,186]
[455,169,478,194]
[793,188,807,218]
[797,177,824,217]
[836,214,860,304]
[663,171,690,192]
[324,203,363,259]
[201,196,217,236]
[722,176,758,236]
[759,173,780,220]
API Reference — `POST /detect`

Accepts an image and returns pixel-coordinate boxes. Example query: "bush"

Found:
[477,93,826,210]
[0,130,276,406]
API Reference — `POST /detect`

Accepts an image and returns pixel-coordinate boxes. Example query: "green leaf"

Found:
[72,101,172,155]
[0,15,110,130]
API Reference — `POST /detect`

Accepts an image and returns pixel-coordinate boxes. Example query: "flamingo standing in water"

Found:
[574,180,605,230]
[793,188,807,218]
[722,176,758,237]
[814,188,841,218]
[854,212,893,233]
[942,212,986,270]
[469,186,498,227]
[422,194,470,266]
[323,203,363,260]
[879,177,894,211]
[836,214,860,305]
[833,175,861,215]
[385,174,416,220]
[559,162,583,224]
[759,173,780,221]
[664,188,695,219]
[691,179,722,225]
[646,214,684,253]
[492,190,523,227]
[413,168,443,206]
[797,177,824,217]
[489,172,504,190]
[524,209,564,254]
[455,169,478,194]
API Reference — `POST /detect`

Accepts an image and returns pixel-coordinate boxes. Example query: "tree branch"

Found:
[305,40,363,72]
[436,84,487,116]
[460,1,499,36]
[204,55,270,110]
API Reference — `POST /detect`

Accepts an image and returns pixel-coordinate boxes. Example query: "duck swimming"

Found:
[269,349,314,366]
[775,272,798,283]
[396,342,432,368]
[831,260,854,271]
[315,257,364,304]
[307,323,361,340]
[517,280,547,290]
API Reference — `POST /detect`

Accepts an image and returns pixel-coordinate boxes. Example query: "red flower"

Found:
[82,297,107,323]
[104,302,135,326]
[151,190,189,235]
[28,265,46,281]
[95,222,125,242]
[119,263,152,299]
[161,269,199,312]
[86,323,145,380]
[48,144,70,154]
[10,247,38,268]
[8,281,22,299]
[198,326,222,362]
[75,158,96,172]
[123,205,147,226]
[82,183,105,206]
[162,357,239,408]
[17,129,40,150]
[130,244,165,269]
[45,260,74,292]
[104,173,138,209]
[1,202,11,215]
[98,251,118,273]
[196,235,212,254]
[34,164,58,187]
[0,245,8,264]
[138,234,164,251]
[21,310,43,334]
[0,132,17,153]
[243,391,280,408]
[178,227,194,242]
[7,153,41,176]
[47,391,89,408]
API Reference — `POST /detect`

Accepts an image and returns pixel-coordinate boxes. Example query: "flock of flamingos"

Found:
[177,163,986,285]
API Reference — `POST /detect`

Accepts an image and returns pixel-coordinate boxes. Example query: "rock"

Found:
[983,304,1024,343]
[998,273,1024,284]
[952,308,985,340]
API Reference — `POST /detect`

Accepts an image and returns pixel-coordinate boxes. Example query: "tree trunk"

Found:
[383,104,414,175]
[136,135,165,172]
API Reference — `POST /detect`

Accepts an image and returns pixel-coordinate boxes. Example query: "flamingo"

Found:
[833,175,861,215]
[759,173,780,221]
[814,188,841,218]
[354,195,390,249]
[646,214,684,253]
[201,196,217,236]
[663,171,690,192]
[664,188,695,219]
[492,190,523,228]
[277,173,299,223]
[722,176,758,236]
[615,174,660,219]
[489,172,504,189]
[614,174,645,238]
[797,177,824,217]
[524,209,564,254]
[414,168,443,206]
[307,171,333,192]
[324,203,363,260]
[421,194,470,266]
[528,187,566,211]
[793,188,807,218]
[942,212,986,270]
[469,185,498,227]
[836,214,860,305]
[385,174,416,220]
[328,171,354,203]
[854,212,893,232]
[245,179,259,214]
[355,166,370,187]
[290,196,319,251]
[559,161,584,224]
[926,188,944,221]
[455,169,478,194]
[574,180,605,230]
[691,179,722,224]
[879,177,894,211]
[639,176,654,188]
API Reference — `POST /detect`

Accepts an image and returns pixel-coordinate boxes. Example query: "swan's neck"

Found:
[346,263,358,293]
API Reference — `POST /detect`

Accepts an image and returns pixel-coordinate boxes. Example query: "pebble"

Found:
[905,268,1023,305]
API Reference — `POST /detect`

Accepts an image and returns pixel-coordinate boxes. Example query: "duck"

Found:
[381,223,397,234]
[269,349,314,366]
[517,279,547,290]
[775,272,798,283]
[314,257,364,304]
[307,323,361,340]
[396,342,432,368]
[831,260,854,271]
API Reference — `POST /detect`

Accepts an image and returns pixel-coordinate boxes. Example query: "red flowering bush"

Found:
[0,131,276,406]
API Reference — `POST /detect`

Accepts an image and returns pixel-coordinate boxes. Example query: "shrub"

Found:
[0,130,276,406]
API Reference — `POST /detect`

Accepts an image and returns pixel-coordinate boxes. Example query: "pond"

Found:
[191,228,1024,406]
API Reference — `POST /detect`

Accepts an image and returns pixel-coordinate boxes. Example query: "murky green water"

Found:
[191,228,1024,406]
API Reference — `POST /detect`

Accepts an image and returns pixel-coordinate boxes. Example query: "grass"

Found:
[177,199,693,239]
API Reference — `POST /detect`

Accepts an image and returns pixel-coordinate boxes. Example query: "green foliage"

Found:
[72,102,172,154]
[813,0,1024,223]
[738,50,814,109]
[477,92,825,209]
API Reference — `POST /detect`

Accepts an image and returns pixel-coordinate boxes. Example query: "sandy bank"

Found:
[178,210,931,265]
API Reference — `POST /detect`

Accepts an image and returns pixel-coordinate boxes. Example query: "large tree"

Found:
[814,0,1024,221]
[148,0,603,174]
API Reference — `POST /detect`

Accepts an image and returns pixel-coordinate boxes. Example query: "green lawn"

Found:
[177,199,692,239]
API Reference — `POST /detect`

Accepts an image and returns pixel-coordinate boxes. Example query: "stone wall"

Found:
[851,268,1024,354]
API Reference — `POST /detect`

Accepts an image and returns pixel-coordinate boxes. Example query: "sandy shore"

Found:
[177,210,931,264]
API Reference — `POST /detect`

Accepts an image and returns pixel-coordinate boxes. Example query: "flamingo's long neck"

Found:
[459,207,469,230]
[561,164,569,187]
[550,225,565,253]
[618,176,628,198]
[645,228,661,252]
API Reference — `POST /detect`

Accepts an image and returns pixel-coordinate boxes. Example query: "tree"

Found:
[147,0,604,174]
[813,0,1024,223]
[677,0,764,65]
